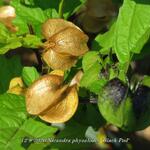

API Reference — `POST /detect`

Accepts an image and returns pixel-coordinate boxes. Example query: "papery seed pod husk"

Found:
[42,19,81,40]
[9,77,24,89]
[25,74,66,115]
[8,86,25,95]
[0,6,16,19]
[0,6,17,32]
[42,49,77,70]
[50,70,64,77]
[70,70,83,86]
[46,27,89,56]
[7,77,25,95]
[39,85,78,123]
[42,19,89,70]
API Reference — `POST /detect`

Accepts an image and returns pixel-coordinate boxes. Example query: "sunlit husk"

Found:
[9,77,24,89]
[0,6,17,32]
[42,19,81,39]
[8,86,25,95]
[39,86,78,123]
[50,70,64,77]
[8,77,25,95]
[0,6,16,19]
[47,27,89,56]
[25,74,64,115]
[42,49,77,70]
[70,70,83,86]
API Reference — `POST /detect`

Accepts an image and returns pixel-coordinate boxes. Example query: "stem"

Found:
[125,52,134,74]
[79,97,98,104]
[27,24,34,35]
[58,0,64,18]
[109,48,113,63]
[118,52,134,82]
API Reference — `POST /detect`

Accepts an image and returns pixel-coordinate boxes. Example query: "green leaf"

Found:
[74,104,106,129]
[0,93,57,149]
[82,51,101,72]
[27,142,50,150]
[10,0,61,38]
[22,34,43,48]
[11,0,46,23]
[85,126,97,141]
[0,34,43,54]
[62,0,84,19]
[0,23,43,53]
[0,1,4,6]
[117,63,127,82]
[0,24,22,54]
[81,51,107,94]
[112,0,123,4]
[81,62,106,94]
[21,0,35,6]
[92,23,116,54]
[22,67,40,86]
[81,62,101,87]
[44,8,59,19]
[133,41,150,60]
[10,0,46,37]
[114,0,150,63]
[0,93,26,149]
[0,55,22,94]
[50,120,92,150]
[0,42,22,54]
[31,0,60,10]
[13,15,29,35]
[0,94,26,127]
[142,76,150,87]
[0,23,10,42]
[0,37,22,54]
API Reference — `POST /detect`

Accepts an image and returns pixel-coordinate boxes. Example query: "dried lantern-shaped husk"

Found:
[45,27,89,56]
[39,71,82,123]
[70,70,83,86]
[42,19,81,39]
[42,19,89,70]
[39,85,78,123]
[9,77,24,89]
[50,69,64,76]
[8,77,25,95]
[42,49,77,70]
[25,74,67,115]
[0,6,17,32]
[25,70,84,123]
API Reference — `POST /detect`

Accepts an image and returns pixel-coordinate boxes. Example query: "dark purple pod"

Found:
[132,85,150,130]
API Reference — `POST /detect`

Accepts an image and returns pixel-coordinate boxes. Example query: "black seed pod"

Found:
[98,77,150,131]
[98,78,135,130]
[103,78,128,106]
[133,86,150,119]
